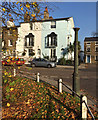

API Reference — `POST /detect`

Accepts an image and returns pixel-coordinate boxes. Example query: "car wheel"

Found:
[32,63,35,67]
[47,64,52,68]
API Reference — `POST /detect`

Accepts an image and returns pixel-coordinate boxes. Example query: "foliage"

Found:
[2,66,98,119]
[1,2,55,26]
[42,53,49,60]
[1,2,41,26]
[66,60,73,66]
[22,51,26,56]
[58,57,66,65]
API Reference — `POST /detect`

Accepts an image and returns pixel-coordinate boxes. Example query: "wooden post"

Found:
[82,96,87,120]
[36,73,40,82]
[14,68,16,77]
[58,79,62,93]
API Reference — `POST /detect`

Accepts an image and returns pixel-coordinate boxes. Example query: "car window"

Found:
[20,58,24,61]
[15,58,19,61]
[41,59,47,62]
[35,59,40,61]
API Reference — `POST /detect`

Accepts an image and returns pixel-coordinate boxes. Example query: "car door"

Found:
[40,59,47,67]
[34,58,41,66]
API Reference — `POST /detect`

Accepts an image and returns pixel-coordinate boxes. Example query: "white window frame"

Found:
[8,40,13,46]
[51,21,56,28]
[95,46,98,52]
[95,41,98,45]
[95,56,98,61]
[86,42,91,45]
[86,47,90,52]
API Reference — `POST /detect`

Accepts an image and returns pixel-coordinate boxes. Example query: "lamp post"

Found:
[73,27,80,96]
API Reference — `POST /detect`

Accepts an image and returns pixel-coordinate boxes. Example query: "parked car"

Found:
[2,57,25,66]
[15,58,25,65]
[2,57,15,66]
[30,58,56,68]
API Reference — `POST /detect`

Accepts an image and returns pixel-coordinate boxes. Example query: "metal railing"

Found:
[18,70,95,120]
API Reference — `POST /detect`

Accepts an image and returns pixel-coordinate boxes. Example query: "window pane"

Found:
[96,47,98,52]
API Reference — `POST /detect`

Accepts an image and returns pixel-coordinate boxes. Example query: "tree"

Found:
[67,41,81,61]
[67,43,74,61]
[1,2,55,26]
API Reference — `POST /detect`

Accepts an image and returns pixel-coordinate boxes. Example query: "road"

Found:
[19,64,97,101]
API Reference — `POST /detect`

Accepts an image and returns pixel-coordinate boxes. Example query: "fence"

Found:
[16,69,95,120]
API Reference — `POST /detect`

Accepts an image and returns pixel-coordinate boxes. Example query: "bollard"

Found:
[82,96,87,120]
[14,68,16,77]
[36,73,40,82]
[58,79,62,93]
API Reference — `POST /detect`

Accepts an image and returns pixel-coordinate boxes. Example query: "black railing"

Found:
[62,82,95,120]
[18,70,95,120]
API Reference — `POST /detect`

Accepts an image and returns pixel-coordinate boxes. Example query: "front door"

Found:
[87,55,90,63]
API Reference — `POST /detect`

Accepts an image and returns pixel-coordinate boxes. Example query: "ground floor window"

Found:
[95,56,98,61]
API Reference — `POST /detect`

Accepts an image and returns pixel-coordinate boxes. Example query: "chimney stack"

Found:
[44,6,49,20]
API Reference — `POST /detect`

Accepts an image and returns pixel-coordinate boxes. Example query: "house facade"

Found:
[84,37,98,63]
[41,17,75,61]
[2,18,18,58]
[2,7,75,62]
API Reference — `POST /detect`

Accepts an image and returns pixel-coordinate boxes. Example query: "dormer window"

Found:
[51,21,56,28]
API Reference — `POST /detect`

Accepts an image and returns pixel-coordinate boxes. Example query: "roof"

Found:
[20,17,72,24]
[84,37,98,42]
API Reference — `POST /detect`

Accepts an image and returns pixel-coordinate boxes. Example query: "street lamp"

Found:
[73,27,80,96]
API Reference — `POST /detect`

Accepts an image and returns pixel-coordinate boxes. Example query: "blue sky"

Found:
[48,2,96,50]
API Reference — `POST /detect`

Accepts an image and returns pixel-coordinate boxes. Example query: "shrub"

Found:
[58,57,66,65]
[66,60,73,65]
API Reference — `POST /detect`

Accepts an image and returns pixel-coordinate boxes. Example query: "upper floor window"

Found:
[8,39,13,46]
[86,47,90,52]
[95,41,98,45]
[51,21,56,28]
[95,47,98,52]
[25,33,34,47]
[46,32,57,47]
[86,42,91,45]
[8,30,12,35]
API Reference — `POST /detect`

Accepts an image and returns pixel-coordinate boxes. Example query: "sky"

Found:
[48,2,96,50]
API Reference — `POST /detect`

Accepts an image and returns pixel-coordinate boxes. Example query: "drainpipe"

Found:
[73,27,80,96]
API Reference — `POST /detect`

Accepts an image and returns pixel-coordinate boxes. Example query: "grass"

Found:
[2,66,98,119]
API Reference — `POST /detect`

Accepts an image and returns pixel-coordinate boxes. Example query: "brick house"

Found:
[2,18,19,57]
[84,37,98,63]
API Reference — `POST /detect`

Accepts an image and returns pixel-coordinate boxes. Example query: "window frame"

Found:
[8,39,13,46]
[86,47,90,52]
[51,21,56,28]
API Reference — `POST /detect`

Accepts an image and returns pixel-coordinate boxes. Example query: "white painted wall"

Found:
[16,22,42,60]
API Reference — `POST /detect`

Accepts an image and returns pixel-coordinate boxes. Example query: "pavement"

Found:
[56,63,86,69]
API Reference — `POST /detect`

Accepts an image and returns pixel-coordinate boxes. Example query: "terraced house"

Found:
[84,37,98,63]
[2,7,75,62]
